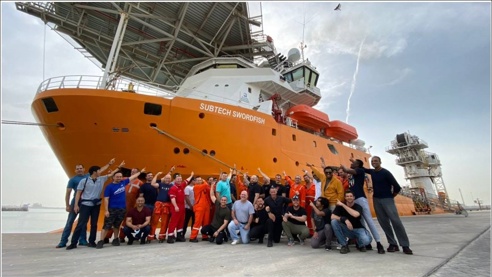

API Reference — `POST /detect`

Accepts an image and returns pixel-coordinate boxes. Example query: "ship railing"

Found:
[36,75,176,98]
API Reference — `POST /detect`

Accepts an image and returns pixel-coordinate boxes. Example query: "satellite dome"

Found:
[287,48,301,63]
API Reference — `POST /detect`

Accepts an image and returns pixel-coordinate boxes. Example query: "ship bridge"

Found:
[15,2,276,90]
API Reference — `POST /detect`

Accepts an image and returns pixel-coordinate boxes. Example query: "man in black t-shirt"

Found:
[264,186,291,247]
[281,195,309,246]
[331,190,372,254]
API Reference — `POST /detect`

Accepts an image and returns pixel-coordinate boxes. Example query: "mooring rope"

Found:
[1,120,60,127]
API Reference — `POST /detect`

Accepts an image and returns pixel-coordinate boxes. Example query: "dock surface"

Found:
[2,211,490,277]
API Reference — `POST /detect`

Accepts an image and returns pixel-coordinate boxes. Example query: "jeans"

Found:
[123,225,150,242]
[183,208,195,236]
[227,221,250,243]
[59,202,87,245]
[71,204,101,245]
[354,197,381,242]
[201,225,227,245]
[310,224,333,249]
[331,219,372,247]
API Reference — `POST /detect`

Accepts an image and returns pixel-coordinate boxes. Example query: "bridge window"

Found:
[292,67,304,81]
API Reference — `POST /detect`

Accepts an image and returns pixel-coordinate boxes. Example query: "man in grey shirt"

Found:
[66,158,123,250]
[228,190,254,245]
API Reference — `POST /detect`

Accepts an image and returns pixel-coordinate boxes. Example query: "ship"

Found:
[16,2,416,218]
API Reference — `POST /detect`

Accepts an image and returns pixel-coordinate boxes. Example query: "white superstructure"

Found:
[386,133,450,208]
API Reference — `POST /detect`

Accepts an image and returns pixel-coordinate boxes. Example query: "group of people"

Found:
[56,156,413,255]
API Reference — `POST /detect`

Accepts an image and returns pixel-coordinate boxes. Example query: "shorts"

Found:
[103,208,127,230]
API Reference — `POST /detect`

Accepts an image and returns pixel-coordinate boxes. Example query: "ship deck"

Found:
[2,211,490,277]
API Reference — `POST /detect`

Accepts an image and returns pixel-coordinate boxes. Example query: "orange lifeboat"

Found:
[286,104,330,132]
[324,120,358,142]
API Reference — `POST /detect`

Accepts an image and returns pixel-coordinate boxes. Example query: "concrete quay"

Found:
[2,211,490,277]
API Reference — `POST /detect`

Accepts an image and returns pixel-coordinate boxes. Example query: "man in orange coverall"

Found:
[148,167,175,243]
[189,176,212,242]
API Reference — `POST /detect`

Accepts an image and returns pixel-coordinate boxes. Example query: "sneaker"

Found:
[340,245,350,254]
[96,240,104,249]
[78,240,88,246]
[258,239,264,244]
[267,240,273,247]
[88,242,97,248]
[324,245,332,251]
[377,242,386,254]
[103,238,110,244]
[358,246,367,252]
[140,238,146,245]
[209,237,215,243]
[167,236,175,244]
[112,239,120,246]
[65,244,77,250]
[189,238,199,243]
[127,238,134,245]
[231,240,239,245]
[287,239,295,246]
[119,238,126,243]
[300,239,305,245]
[402,246,413,255]
[365,244,373,251]
[387,244,399,252]
[176,236,186,242]
[56,243,66,249]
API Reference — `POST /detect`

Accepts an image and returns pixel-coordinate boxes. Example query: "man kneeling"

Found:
[123,196,151,245]
[331,190,372,254]
[282,195,309,246]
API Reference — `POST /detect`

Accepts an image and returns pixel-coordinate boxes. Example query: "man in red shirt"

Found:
[167,172,194,243]
[123,196,151,245]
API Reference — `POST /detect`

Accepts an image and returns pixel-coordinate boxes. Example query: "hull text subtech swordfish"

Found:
[16,2,416,227]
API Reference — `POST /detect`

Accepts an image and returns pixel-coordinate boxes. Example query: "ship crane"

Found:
[386,132,452,212]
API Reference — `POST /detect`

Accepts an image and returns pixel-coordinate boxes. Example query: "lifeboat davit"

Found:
[325,120,358,142]
[286,104,331,132]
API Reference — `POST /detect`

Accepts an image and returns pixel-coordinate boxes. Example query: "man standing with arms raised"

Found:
[341,159,385,254]
[364,156,413,255]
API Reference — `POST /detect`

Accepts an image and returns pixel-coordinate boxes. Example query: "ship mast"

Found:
[386,132,452,211]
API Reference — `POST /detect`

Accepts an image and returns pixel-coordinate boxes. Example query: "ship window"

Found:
[284,73,293,82]
[351,153,354,158]
[313,141,317,147]
[210,150,216,156]
[327,144,338,155]
[248,87,252,93]
[292,67,304,81]
[272,129,276,136]
[295,161,299,166]
[183,148,190,154]
[174,148,180,154]
[144,103,162,116]
[292,134,296,141]
[202,149,208,154]
[42,97,58,113]
[273,157,277,163]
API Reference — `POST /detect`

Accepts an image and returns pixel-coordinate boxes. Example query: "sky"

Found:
[1,2,490,208]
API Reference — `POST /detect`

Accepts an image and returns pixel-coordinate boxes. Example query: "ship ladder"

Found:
[151,126,243,174]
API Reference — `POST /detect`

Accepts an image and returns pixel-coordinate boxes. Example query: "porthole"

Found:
[295,161,299,166]
[174,148,180,154]
[202,149,208,154]
[199,113,205,119]
[273,157,277,163]
[57,122,65,131]
[150,123,157,127]
[210,150,216,156]
[272,129,277,136]
[183,148,190,154]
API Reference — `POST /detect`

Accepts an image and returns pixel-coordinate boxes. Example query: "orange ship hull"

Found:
[32,88,417,231]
